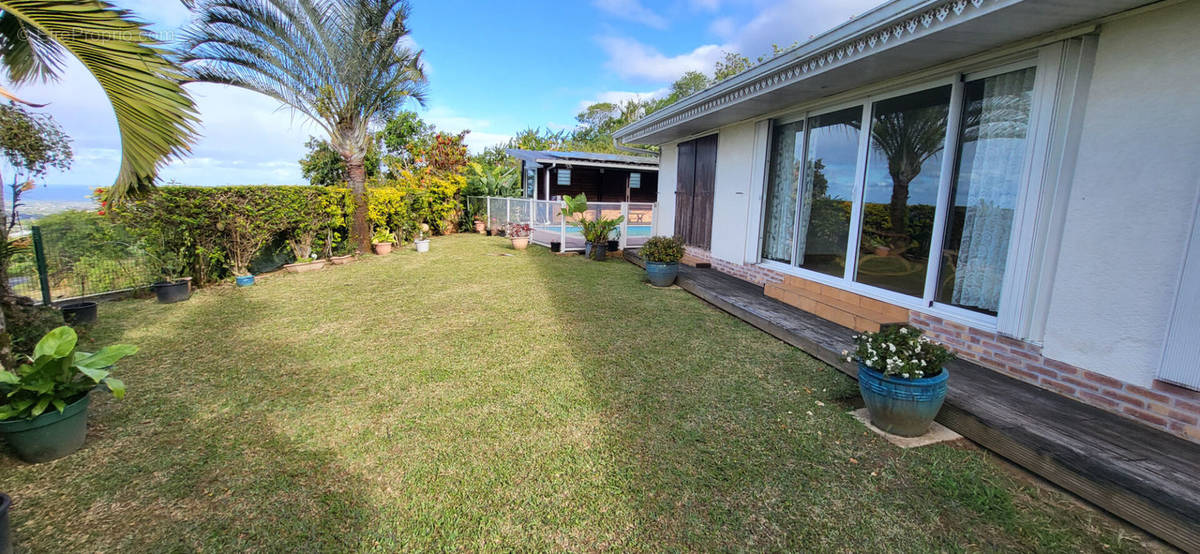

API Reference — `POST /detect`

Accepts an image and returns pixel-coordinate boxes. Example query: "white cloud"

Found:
[730,0,879,59]
[598,36,729,82]
[708,17,736,40]
[592,0,669,29]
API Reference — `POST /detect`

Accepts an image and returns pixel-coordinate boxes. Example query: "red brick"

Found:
[1152,380,1200,401]
[1079,391,1119,409]
[1169,409,1199,426]
[1122,406,1168,427]
[1010,349,1042,362]
[1043,359,1080,376]
[1101,389,1145,409]
[995,334,1027,349]
[1062,375,1101,393]
[1026,365,1060,379]
[1040,378,1076,396]
[1176,399,1200,415]
[1006,366,1040,382]
[1125,384,1171,404]
[1082,371,1124,389]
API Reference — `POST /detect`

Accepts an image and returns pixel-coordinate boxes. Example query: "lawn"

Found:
[0,234,1156,552]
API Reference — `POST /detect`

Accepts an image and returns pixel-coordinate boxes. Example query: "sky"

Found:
[10,0,882,189]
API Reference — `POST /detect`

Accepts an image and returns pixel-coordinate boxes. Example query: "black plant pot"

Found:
[550,241,561,253]
[152,279,191,304]
[607,240,619,252]
[61,301,97,325]
[1,492,11,554]
[591,242,608,261]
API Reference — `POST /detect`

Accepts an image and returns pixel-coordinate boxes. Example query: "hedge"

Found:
[113,183,460,285]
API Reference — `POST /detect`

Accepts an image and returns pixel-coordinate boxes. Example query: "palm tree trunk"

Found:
[346,159,372,253]
[887,170,914,253]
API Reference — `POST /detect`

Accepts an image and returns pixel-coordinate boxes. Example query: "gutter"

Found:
[611,137,658,157]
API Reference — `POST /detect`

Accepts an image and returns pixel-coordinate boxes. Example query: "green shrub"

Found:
[2,298,65,357]
[641,235,685,263]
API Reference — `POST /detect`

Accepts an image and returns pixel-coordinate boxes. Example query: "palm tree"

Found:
[182,0,428,252]
[0,0,199,368]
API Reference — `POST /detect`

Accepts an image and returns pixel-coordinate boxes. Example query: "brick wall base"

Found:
[910,312,1200,443]
[682,247,1200,444]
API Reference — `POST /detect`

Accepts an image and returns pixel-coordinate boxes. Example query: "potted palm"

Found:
[0,326,134,463]
[846,325,954,437]
[507,223,532,250]
[372,227,394,255]
[414,223,430,253]
[641,235,684,287]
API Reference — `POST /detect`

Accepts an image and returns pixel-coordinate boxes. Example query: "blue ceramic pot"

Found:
[645,261,679,287]
[235,275,255,287]
[858,362,948,437]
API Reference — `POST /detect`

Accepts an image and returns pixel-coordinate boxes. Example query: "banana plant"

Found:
[0,326,134,420]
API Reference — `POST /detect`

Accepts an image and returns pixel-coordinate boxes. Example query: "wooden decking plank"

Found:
[623,250,1200,552]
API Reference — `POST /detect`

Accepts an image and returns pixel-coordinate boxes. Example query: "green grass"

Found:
[0,234,1158,552]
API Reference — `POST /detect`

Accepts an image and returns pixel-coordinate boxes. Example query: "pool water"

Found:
[535,225,654,237]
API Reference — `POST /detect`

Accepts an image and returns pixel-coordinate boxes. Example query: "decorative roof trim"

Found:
[616,0,1000,143]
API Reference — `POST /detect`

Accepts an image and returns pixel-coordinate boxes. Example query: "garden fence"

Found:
[7,225,156,306]
[472,196,657,252]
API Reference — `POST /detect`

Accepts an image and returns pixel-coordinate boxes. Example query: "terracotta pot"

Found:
[373,242,393,255]
[510,236,530,250]
[474,221,486,234]
[329,255,354,265]
[283,259,326,273]
[873,246,892,256]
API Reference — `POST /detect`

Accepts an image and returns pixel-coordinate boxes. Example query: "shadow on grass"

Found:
[0,292,376,552]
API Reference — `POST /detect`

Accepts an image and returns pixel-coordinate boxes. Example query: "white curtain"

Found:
[761,121,802,262]
[952,68,1037,311]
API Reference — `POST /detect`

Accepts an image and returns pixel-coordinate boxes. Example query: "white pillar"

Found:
[619,203,629,250]
[560,200,567,252]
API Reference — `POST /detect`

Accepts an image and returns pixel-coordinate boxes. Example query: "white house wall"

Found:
[1041,0,1200,388]
[656,142,678,237]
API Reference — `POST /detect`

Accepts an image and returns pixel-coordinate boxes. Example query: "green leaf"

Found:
[31,395,50,417]
[32,326,76,360]
[105,378,125,400]
[0,370,17,384]
[76,344,138,369]
[51,398,65,413]
[77,366,110,383]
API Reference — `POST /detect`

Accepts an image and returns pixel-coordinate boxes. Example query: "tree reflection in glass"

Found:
[856,85,951,297]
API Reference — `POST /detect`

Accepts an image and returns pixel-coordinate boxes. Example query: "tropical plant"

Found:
[641,235,684,263]
[0,326,133,421]
[372,227,394,245]
[845,325,953,379]
[561,194,623,246]
[505,223,531,239]
[183,0,427,252]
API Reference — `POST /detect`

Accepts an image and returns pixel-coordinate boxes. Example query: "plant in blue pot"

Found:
[0,326,135,463]
[847,325,953,437]
[641,235,684,287]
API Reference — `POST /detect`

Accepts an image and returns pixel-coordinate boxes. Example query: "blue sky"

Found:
[10,0,880,188]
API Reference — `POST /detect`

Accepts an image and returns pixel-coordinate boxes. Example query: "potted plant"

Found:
[641,235,685,287]
[414,223,430,253]
[473,215,486,234]
[60,301,97,325]
[560,194,623,261]
[0,326,134,463]
[283,225,326,273]
[845,325,954,437]
[507,223,532,250]
[489,217,502,236]
[372,227,394,255]
[143,238,192,303]
[329,253,355,265]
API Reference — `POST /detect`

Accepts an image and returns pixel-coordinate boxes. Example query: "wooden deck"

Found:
[624,250,1200,552]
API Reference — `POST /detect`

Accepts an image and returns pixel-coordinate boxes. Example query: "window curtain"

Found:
[952,68,1037,311]
[761,121,802,262]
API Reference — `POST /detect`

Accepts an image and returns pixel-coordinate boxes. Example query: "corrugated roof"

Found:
[506,149,659,167]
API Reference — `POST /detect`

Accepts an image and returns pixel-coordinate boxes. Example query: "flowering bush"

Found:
[506,223,532,238]
[641,235,685,263]
[845,325,953,379]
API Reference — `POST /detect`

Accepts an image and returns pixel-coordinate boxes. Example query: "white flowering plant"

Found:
[844,325,953,380]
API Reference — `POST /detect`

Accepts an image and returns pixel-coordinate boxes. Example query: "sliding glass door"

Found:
[757,63,1040,325]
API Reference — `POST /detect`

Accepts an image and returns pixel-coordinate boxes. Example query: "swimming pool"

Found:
[534,225,654,237]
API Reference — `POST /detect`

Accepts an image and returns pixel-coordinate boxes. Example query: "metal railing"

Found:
[472,196,657,252]
[7,224,155,306]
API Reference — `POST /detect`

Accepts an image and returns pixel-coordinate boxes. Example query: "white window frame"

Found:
[753,53,1052,334]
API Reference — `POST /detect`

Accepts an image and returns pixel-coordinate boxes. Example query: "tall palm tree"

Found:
[0,1,199,201]
[182,0,427,252]
[0,0,199,368]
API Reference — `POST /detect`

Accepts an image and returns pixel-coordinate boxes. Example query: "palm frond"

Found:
[0,0,199,201]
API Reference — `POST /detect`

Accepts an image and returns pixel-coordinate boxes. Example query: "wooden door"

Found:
[675,135,717,249]
[674,140,695,241]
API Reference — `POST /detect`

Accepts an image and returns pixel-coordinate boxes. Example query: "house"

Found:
[505,149,659,203]
[613,0,1200,444]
